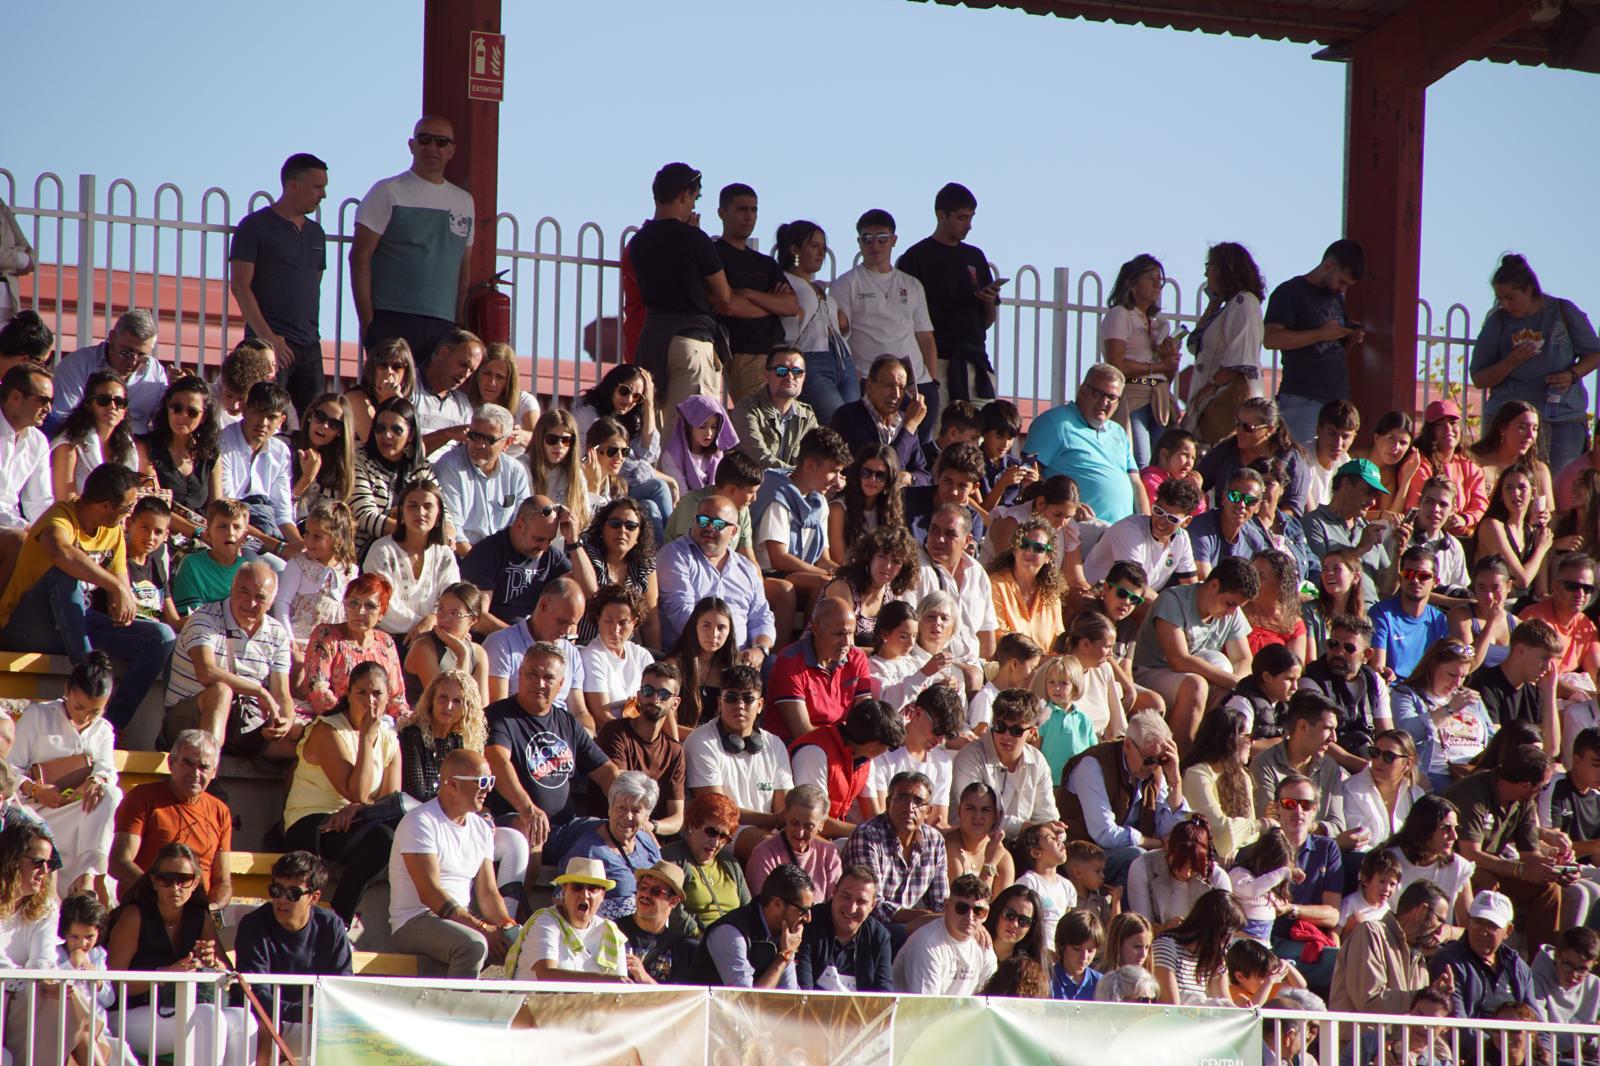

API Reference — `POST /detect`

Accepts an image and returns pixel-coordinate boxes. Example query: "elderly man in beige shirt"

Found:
[1329,879,1455,1013]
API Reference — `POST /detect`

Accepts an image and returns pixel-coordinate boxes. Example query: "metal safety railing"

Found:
[0,169,1502,419]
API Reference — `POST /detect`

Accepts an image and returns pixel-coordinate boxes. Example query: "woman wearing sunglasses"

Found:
[988,517,1069,655]
[349,396,440,560]
[526,407,590,531]
[137,373,222,537]
[660,791,749,935]
[1389,637,1489,791]
[344,337,416,446]
[289,392,356,520]
[302,574,409,720]
[574,364,674,543]
[985,883,1047,969]
[583,417,632,512]
[1384,795,1474,934]
[106,841,256,1066]
[573,498,658,648]
[541,770,663,921]
[1337,728,1424,849]
[826,444,905,568]
[50,368,137,501]
[1196,396,1312,517]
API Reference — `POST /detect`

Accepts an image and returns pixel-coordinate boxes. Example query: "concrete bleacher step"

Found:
[353,951,419,976]
[111,750,292,853]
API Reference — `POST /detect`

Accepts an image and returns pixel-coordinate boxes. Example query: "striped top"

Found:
[165,600,292,707]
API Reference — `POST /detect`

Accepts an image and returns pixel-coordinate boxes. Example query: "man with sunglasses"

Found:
[1062,709,1187,886]
[1083,473,1200,587]
[796,863,894,992]
[233,850,352,1049]
[392,748,522,977]
[892,872,997,994]
[1300,615,1394,773]
[712,184,799,405]
[47,308,170,438]
[1188,468,1272,580]
[0,364,55,584]
[435,403,532,554]
[1368,545,1450,681]
[1522,554,1600,747]
[692,861,814,988]
[1028,363,1149,525]
[617,860,698,984]
[464,495,576,637]
[658,494,776,660]
[732,346,819,474]
[1305,458,1399,605]
[866,686,965,828]
[1270,771,1347,990]
[591,662,686,836]
[350,116,475,370]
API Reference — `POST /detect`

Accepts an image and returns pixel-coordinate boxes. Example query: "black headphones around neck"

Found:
[717,722,765,755]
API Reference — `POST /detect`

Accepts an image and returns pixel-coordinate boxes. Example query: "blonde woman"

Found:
[527,406,590,529]
[398,668,488,801]
[468,342,540,458]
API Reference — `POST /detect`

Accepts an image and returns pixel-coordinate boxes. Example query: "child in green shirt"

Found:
[170,498,250,616]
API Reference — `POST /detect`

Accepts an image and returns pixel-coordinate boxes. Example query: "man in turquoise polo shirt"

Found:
[1026,364,1148,523]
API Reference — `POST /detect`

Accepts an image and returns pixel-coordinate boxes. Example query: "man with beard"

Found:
[1330,880,1454,1012]
[1300,614,1394,770]
[1251,691,1355,845]
[693,862,814,988]
[591,662,686,835]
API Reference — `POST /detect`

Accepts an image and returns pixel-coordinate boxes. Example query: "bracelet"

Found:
[979,864,998,877]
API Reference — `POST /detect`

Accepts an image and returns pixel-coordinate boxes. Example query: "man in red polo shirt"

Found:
[766,597,874,742]
[789,698,904,839]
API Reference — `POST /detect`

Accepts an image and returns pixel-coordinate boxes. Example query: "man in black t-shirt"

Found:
[896,182,999,404]
[1543,726,1600,867]
[234,851,352,1041]
[460,495,575,631]
[629,162,733,440]
[714,183,798,405]
[1468,617,1561,732]
[1262,239,1366,445]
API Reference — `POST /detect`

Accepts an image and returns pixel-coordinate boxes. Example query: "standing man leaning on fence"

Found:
[230,152,329,417]
[351,116,475,365]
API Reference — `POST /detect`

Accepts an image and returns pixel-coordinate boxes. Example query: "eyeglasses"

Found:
[1019,538,1054,554]
[1082,381,1122,405]
[858,233,893,246]
[1131,995,1159,1004]
[720,690,758,705]
[596,445,626,458]
[1000,907,1035,927]
[1151,504,1188,524]
[439,608,476,620]
[1326,639,1361,655]
[1225,490,1260,506]
[607,517,642,532]
[1140,753,1164,767]
[1400,569,1436,583]
[771,366,805,379]
[638,684,679,701]
[783,901,814,918]
[168,403,203,417]
[374,422,407,437]
[310,409,342,428]
[700,825,733,843]
[614,385,640,400]
[859,467,889,483]
[268,883,313,902]
[111,344,150,364]
[346,598,382,612]
[1278,797,1317,813]
[1373,749,1409,765]
[890,793,931,809]
[991,723,1029,738]
[467,430,504,446]
[544,433,575,447]
[1236,419,1267,433]
[535,505,558,518]
[1112,586,1144,606]
[451,773,496,791]
[155,870,198,888]
[952,900,990,918]
[92,393,129,410]
[696,514,733,533]
[639,882,681,902]
[415,132,454,147]
[1564,580,1597,595]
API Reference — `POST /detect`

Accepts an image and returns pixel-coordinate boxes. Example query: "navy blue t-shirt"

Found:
[233,903,352,1021]
[1265,275,1351,404]
[484,698,609,825]
[459,532,573,624]
[229,206,327,346]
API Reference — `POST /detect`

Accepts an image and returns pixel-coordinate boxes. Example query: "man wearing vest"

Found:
[766,596,876,742]
[1300,613,1393,771]
[693,862,815,988]
[751,426,852,612]
[1062,711,1188,886]
[789,698,905,839]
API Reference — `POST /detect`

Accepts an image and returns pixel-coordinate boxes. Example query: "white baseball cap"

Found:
[1467,890,1514,928]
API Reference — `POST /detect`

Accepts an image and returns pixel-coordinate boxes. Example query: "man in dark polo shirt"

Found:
[460,495,574,631]
[591,661,686,835]
[896,182,1000,404]
[229,152,329,415]
[1444,743,1574,952]
[1467,617,1561,732]
[714,183,798,405]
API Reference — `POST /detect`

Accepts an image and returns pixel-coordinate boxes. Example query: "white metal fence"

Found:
[0,169,1497,417]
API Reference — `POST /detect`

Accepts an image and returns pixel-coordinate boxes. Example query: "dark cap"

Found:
[652,162,702,204]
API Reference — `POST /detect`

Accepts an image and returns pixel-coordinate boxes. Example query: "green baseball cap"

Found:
[1336,458,1387,494]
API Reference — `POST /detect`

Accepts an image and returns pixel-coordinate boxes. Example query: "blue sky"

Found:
[6,0,1599,385]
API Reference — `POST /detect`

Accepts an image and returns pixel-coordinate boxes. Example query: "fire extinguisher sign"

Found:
[467,31,505,103]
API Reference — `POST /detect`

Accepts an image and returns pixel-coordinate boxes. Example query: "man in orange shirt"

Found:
[109,730,233,905]
[1521,552,1600,765]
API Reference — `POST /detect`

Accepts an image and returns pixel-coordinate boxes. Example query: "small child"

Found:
[170,497,250,616]
[1030,655,1095,781]
[660,396,737,494]
[57,893,127,1066]
[1015,822,1077,950]
[272,500,360,654]
[1050,909,1104,1001]
[979,400,1033,511]
[968,633,1044,736]
[1140,428,1208,516]
[1065,840,1117,929]
[1225,937,1305,1008]
[122,496,179,627]
[1340,848,1403,938]
[1228,829,1296,944]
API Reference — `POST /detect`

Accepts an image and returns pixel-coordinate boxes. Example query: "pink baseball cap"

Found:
[1424,400,1462,423]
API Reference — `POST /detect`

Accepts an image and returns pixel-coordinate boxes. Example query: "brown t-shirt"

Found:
[1444,771,1538,856]
[590,718,685,822]
[113,782,233,889]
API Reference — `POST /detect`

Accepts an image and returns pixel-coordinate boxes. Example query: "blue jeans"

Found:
[916,381,940,447]
[628,477,671,545]
[799,348,860,425]
[1102,845,1145,888]
[0,567,177,731]
[1127,405,1161,469]
[1276,393,1325,448]
[1545,418,1588,478]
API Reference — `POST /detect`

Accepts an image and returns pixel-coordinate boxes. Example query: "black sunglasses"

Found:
[155,870,197,888]
[991,723,1029,738]
[1564,579,1597,596]
[1326,639,1361,655]
[606,517,641,532]
[269,882,313,902]
[92,393,129,410]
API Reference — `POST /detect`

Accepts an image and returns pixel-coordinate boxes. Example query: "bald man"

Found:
[657,493,776,657]
[461,494,579,633]
[165,561,297,758]
[765,596,875,742]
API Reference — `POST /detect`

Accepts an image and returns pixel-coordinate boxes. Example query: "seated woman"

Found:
[106,842,255,1066]
[0,821,94,1066]
[280,662,403,926]
[580,585,656,722]
[1338,727,1424,844]
[1389,637,1488,791]
[510,856,633,983]
[349,397,438,561]
[137,373,222,539]
[1181,706,1263,865]
[527,407,592,531]
[363,478,460,643]
[1125,816,1231,932]
[982,475,1086,587]
[1384,795,1474,932]
[869,595,971,710]
[1475,461,1554,597]
[945,781,1015,898]
[1302,548,1365,661]
[8,652,122,900]
[988,517,1069,654]
[661,394,737,496]
[1446,554,1516,671]
[289,393,356,521]
[1404,400,1488,537]
[467,342,538,458]
[398,669,485,802]
[985,883,1048,970]
[344,337,415,445]
[1470,399,1554,504]
[1150,887,1246,1005]
[1195,397,1311,516]
[664,596,737,741]
[573,364,673,541]
[660,792,750,935]
[52,368,138,500]
[820,525,920,647]
[301,573,409,721]
[403,581,489,703]
[827,444,905,568]
[1356,411,1421,522]
[1060,609,1136,742]
[582,416,632,514]
[573,498,659,648]
[542,770,664,921]
[1244,549,1308,661]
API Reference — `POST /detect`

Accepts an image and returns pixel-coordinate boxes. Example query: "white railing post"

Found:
[76,173,97,350]
[1050,266,1070,406]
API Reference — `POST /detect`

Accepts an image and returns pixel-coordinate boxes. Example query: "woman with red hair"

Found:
[1124,815,1231,933]
[300,572,409,720]
[660,792,749,934]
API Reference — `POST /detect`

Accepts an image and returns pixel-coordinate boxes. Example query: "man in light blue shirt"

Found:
[46,308,170,436]
[217,382,300,564]
[1026,364,1148,523]
[434,404,531,553]
[658,493,776,657]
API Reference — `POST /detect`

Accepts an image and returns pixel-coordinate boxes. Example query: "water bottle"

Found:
[1546,384,1566,421]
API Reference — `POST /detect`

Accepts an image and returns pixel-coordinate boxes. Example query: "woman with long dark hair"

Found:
[826,443,904,567]
[290,392,357,520]
[1384,794,1473,929]
[777,219,857,422]
[664,597,737,740]
[349,396,439,559]
[1244,549,1308,660]
[1183,241,1267,444]
[1404,401,1488,536]
[986,883,1048,969]
[1356,411,1421,520]
[137,373,221,534]
[1151,887,1246,1004]
[1126,815,1230,931]
[1181,705,1261,864]
[574,363,673,540]
[1102,253,1179,468]
[1476,460,1554,595]
[573,497,658,647]
[1196,396,1312,515]
[51,368,137,500]
[345,337,416,445]
[821,525,919,646]
[362,478,459,642]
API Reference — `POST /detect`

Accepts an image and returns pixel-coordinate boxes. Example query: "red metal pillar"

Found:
[1342,0,1530,425]
[422,0,502,297]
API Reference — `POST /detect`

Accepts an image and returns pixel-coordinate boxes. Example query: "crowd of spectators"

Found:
[0,132,1598,1065]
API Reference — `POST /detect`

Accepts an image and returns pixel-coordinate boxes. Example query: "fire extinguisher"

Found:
[466,269,512,345]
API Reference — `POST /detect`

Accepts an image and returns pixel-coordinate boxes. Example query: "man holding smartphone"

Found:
[897,183,1000,406]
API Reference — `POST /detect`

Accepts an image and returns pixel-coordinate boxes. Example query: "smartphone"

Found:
[1171,326,1191,343]
[991,277,1011,289]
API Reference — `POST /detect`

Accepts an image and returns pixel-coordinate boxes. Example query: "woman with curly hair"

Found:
[1244,548,1308,660]
[398,668,487,801]
[527,406,591,529]
[987,516,1068,652]
[0,821,93,1066]
[1181,704,1261,864]
[345,336,416,445]
[51,368,137,500]
[826,443,904,567]
[1102,253,1180,468]
[574,497,658,647]
[1183,241,1268,444]
[664,597,737,739]
[821,524,919,645]
[137,372,221,532]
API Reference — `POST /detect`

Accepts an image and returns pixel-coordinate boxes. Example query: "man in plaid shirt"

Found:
[843,770,947,934]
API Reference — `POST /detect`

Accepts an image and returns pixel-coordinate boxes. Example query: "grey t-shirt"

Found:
[1132,583,1250,671]
[1303,505,1392,605]
[1470,297,1600,421]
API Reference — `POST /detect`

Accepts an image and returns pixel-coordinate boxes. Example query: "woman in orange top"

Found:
[1242,549,1306,661]
[1403,399,1488,536]
[987,517,1067,653]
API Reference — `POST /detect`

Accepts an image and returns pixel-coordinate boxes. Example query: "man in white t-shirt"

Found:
[511,856,633,982]
[866,685,963,827]
[1083,474,1202,586]
[389,749,520,978]
[683,664,793,859]
[485,577,586,710]
[351,115,476,368]
[1305,400,1359,514]
[891,873,997,994]
[830,208,939,443]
